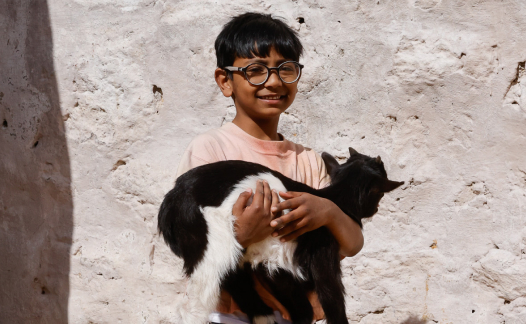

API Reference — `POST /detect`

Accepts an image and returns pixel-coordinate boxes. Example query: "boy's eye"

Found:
[246,65,266,74]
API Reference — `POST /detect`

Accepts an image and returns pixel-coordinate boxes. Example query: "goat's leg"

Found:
[296,229,348,324]
[222,264,275,324]
[255,268,314,324]
[310,250,348,324]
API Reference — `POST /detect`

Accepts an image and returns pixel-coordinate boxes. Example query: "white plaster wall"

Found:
[2,0,526,323]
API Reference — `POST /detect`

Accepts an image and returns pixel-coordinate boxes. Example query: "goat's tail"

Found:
[158,186,209,277]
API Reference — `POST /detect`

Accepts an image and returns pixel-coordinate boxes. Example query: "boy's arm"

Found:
[270,192,364,257]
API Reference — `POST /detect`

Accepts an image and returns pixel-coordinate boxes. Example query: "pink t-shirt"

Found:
[176,122,330,321]
[176,122,330,189]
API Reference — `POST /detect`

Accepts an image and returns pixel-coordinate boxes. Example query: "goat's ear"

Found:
[348,147,358,156]
[321,152,340,178]
[378,179,404,192]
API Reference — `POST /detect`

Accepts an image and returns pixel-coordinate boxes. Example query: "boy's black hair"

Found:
[215,12,303,68]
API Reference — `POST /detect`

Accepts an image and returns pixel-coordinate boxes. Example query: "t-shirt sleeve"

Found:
[176,134,225,177]
[314,151,331,189]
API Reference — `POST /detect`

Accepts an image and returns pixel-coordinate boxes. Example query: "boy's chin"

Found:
[256,100,291,111]
[250,107,287,120]
[262,106,288,115]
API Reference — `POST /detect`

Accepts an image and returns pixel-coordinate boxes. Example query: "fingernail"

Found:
[271,207,277,212]
[272,232,278,237]
[272,189,277,193]
[280,238,286,242]
[270,221,278,227]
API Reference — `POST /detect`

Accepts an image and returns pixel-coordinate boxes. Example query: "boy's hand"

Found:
[270,192,335,242]
[232,180,281,248]
[270,191,364,257]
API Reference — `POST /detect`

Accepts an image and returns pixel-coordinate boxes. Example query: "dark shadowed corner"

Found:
[0,0,73,323]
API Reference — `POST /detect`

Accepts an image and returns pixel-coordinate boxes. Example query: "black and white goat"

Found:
[158,148,403,324]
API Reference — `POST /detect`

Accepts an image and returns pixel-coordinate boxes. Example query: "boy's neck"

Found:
[232,114,281,141]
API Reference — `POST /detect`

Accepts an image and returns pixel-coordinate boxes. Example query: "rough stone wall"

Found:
[1,0,526,323]
[1,0,72,323]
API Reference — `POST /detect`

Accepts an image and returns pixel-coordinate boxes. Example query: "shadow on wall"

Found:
[0,0,72,323]
[401,315,429,324]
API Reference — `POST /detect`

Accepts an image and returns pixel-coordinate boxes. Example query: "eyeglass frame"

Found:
[223,61,304,86]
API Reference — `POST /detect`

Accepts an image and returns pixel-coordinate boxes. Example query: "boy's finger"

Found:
[272,218,302,237]
[271,196,302,213]
[271,189,279,206]
[270,209,303,227]
[262,181,272,212]
[232,189,252,215]
[280,226,310,242]
[278,191,303,199]
[270,190,282,218]
[251,180,264,210]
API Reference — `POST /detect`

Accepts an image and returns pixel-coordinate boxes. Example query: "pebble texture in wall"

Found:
[1,0,526,323]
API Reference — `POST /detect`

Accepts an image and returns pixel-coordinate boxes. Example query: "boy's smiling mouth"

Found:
[257,94,286,101]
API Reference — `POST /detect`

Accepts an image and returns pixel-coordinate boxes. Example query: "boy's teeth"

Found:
[260,96,281,99]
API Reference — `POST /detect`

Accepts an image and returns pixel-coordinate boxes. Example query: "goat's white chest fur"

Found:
[200,172,303,279]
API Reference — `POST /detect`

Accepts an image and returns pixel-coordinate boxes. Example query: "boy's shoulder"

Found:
[185,123,237,151]
[187,125,224,146]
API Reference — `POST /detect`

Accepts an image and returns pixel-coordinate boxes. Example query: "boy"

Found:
[176,12,364,324]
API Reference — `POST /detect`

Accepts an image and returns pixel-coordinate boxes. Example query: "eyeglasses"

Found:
[223,61,304,86]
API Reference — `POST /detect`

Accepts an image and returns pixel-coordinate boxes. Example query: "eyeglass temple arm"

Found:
[223,66,244,72]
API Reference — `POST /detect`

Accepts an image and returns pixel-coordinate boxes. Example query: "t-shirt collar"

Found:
[223,122,293,156]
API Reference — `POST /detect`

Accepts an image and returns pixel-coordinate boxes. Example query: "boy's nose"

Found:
[264,69,282,87]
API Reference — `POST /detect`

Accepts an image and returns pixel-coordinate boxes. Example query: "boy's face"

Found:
[216,47,299,121]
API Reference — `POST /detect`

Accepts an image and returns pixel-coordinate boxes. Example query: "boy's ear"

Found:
[215,68,233,98]
[321,152,340,179]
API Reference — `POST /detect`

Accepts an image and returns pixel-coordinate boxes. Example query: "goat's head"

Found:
[321,147,404,223]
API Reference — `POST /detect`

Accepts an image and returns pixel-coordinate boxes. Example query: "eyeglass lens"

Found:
[245,62,301,84]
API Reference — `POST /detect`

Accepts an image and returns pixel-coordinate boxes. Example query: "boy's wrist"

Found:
[236,235,247,248]
[324,204,344,230]
[234,225,252,248]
